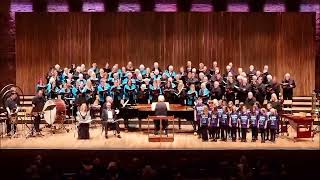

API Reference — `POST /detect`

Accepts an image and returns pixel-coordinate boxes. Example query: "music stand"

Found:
[26,107,44,138]
[43,104,56,134]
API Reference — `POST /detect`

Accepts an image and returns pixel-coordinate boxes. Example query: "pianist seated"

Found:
[151,95,170,135]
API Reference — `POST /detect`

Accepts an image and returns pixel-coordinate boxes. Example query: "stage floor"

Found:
[1,124,319,150]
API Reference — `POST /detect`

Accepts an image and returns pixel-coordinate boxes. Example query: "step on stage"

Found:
[1,124,319,150]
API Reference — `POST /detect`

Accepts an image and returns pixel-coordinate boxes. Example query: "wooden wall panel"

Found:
[16,13,315,95]
[16,13,91,94]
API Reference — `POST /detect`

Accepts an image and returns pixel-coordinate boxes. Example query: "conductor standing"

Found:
[152,95,170,135]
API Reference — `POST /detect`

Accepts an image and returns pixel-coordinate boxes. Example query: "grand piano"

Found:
[120,104,194,130]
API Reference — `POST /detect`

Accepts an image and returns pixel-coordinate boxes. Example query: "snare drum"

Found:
[43,99,66,125]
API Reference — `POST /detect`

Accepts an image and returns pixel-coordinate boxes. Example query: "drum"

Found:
[43,99,66,125]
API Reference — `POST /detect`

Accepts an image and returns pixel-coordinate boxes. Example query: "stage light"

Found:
[212,0,228,12]
[284,0,301,12]
[67,0,83,12]
[103,0,119,12]
[248,0,266,12]
[177,0,193,12]
[139,0,155,11]
[32,0,48,12]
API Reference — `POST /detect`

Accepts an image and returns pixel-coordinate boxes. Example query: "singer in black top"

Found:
[254,77,266,106]
[32,90,46,134]
[281,73,296,100]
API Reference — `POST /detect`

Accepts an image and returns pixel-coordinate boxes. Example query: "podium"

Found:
[147,115,175,142]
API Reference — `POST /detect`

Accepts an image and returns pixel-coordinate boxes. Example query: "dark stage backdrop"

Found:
[16,13,315,95]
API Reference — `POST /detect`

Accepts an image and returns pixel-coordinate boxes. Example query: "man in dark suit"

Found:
[101,102,121,139]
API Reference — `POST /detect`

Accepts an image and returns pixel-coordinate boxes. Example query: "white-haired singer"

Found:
[151,95,170,135]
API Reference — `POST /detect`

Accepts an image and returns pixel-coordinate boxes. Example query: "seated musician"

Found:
[76,103,92,139]
[198,83,210,104]
[123,79,137,105]
[186,84,198,106]
[31,90,46,135]
[137,84,149,104]
[101,102,121,139]
[5,92,20,136]
[151,95,170,135]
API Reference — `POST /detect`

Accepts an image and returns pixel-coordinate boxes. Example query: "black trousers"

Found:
[209,127,218,139]
[102,121,120,136]
[220,125,227,140]
[241,128,247,141]
[6,118,17,134]
[238,127,241,139]
[33,114,41,132]
[154,119,168,131]
[266,127,270,140]
[78,123,90,139]
[270,128,276,142]
[230,126,237,141]
[200,125,208,141]
[251,126,258,140]
[283,91,293,100]
[260,128,266,142]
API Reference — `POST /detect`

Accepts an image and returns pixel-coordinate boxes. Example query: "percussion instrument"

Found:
[43,99,66,125]
[281,114,314,142]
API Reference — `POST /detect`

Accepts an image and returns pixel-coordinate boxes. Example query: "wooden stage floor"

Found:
[1,124,319,150]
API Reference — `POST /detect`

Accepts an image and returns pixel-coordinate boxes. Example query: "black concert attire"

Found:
[137,89,149,104]
[271,82,281,99]
[262,71,270,84]
[265,80,273,101]
[32,95,46,133]
[210,86,223,100]
[5,97,19,135]
[163,85,175,104]
[110,85,123,109]
[77,111,91,139]
[244,97,256,110]
[247,69,256,82]
[281,79,296,100]
[225,82,236,104]
[237,84,251,103]
[254,83,266,106]
[101,108,120,138]
[174,89,186,105]
[154,102,168,133]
